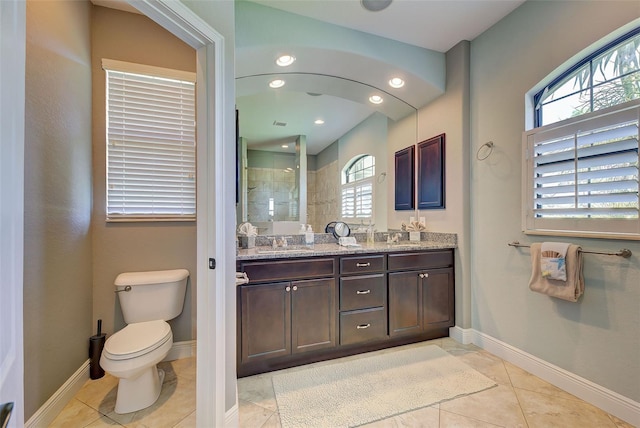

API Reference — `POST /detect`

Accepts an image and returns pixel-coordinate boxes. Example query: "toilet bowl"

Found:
[100,269,188,414]
[100,320,173,414]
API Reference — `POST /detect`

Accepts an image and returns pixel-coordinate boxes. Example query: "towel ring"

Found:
[476,141,494,161]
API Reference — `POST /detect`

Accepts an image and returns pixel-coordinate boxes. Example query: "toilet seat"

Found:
[103,320,171,361]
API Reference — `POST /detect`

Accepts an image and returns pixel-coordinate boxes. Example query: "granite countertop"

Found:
[236,233,457,260]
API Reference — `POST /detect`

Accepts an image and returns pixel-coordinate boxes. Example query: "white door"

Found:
[0,1,26,427]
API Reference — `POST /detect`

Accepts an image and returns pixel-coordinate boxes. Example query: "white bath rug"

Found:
[272,344,496,428]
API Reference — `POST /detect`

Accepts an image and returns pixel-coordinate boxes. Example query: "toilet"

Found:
[100,269,189,414]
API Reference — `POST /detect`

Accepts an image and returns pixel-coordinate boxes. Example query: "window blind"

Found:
[341,179,373,220]
[523,101,640,238]
[105,64,196,220]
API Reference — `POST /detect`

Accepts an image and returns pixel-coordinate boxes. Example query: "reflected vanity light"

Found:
[269,79,285,88]
[389,77,405,88]
[314,119,325,125]
[276,54,296,67]
[369,95,383,104]
[281,144,289,148]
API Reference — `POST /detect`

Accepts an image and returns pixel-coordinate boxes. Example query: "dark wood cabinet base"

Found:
[237,327,450,378]
[237,249,455,378]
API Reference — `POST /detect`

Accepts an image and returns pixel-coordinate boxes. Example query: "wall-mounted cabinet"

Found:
[394,146,415,210]
[417,134,445,209]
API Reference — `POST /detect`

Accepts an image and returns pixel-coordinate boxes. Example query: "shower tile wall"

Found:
[309,160,340,232]
[247,167,298,222]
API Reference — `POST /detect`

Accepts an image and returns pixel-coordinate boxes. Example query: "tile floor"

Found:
[50,338,634,428]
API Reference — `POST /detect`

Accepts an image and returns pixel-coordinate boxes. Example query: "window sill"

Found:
[106,216,196,223]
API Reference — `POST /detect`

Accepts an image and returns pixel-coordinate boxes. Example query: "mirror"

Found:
[333,222,351,239]
[236,73,417,235]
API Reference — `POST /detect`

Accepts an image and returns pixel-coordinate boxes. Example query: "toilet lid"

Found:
[104,320,171,360]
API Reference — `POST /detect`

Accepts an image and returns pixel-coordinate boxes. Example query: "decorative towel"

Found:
[528,243,584,302]
[540,241,571,281]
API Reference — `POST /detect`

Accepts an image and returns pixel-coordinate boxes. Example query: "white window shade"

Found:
[104,62,196,221]
[523,100,640,239]
[341,179,373,221]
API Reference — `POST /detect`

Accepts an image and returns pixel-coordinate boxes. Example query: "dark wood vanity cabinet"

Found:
[238,258,337,366]
[237,249,454,377]
[339,255,387,346]
[239,278,336,364]
[388,251,455,337]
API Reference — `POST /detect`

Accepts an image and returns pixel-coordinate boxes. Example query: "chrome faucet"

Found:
[386,233,400,244]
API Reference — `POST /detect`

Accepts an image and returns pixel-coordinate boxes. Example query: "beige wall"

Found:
[91,7,197,340]
[471,2,639,401]
[23,0,93,419]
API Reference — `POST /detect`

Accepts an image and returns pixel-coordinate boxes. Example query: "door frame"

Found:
[0,1,26,426]
[129,2,233,426]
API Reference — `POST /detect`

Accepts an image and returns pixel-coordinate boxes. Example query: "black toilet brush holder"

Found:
[89,319,106,380]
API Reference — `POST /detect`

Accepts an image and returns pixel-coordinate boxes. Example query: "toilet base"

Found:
[114,366,165,414]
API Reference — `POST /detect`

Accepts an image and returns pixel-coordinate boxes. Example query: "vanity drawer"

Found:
[340,274,385,311]
[340,255,386,275]
[340,307,387,346]
[387,250,453,271]
[239,258,336,283]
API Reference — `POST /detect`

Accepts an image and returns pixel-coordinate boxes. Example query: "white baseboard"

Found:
[163,339,197,361]
[224,403,239,427]
[449,325,474,345]
[25,360,90,428]
[28,340,196,427]
[449,327,639,426]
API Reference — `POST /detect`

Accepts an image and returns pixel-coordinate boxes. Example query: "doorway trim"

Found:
[0,1,26,426]
[125,1,232,426]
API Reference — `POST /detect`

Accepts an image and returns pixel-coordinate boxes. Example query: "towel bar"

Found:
[508,241,632,258]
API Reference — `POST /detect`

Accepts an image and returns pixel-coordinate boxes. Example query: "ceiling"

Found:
[93,0,526,155]
[249,0,525,52]
[237,0,525,154]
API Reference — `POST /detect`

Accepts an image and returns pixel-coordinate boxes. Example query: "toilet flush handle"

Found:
[115,285,132,293]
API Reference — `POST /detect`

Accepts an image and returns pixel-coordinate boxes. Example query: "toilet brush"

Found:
[89,319,106,380]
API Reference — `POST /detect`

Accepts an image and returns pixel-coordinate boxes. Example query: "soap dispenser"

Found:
[305,224,314,248]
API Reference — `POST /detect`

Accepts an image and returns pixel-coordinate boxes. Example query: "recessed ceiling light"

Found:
[269,79,285,88]
[276,54,296,67]
[361,0,392,12]
[369,95,383,104]
[314,119,325,125]
[389,77,405,88]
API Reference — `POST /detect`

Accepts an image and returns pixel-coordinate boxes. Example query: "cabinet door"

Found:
[422,268,454,329]
[240,282,291,363]
[291,278,336,354]
[417,134,445,209]
[394,146,415,210]
[388,271,422,337]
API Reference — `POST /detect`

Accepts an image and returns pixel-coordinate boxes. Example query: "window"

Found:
[523,100,639,238]
[341,155,375,222]
[534,28,640,127]
[103,59,196,221]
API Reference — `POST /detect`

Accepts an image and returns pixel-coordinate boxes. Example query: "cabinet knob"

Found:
[356,262,371,267]
[419,273,429,279]
[285,286,291,292]
[356,289,371,295]
[356,323,371,329]
[292,285,298,291]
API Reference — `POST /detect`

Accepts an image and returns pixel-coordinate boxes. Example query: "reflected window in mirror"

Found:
[341,155,375,223]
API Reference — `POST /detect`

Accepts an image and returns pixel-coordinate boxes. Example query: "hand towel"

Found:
[528,243,584,302]
[540,241,571,281]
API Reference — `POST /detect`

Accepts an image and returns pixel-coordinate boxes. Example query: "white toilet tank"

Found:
[115,269,189,324]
